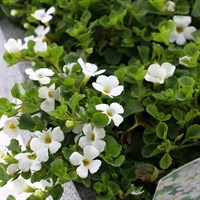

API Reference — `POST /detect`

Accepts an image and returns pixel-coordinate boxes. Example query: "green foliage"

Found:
[1,0,200,199]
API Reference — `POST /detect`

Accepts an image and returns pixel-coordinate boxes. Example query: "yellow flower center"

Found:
[82,157,90,167]
[38,73,44,78]
[44,134,52,144]
[48,91,54,98]
[89,132,95,141]
[28,154,37,160]
[176,26,184,33]
[107,111,113,117]
[9,123,16,129]
[103,88,110,94]
[183,58,190,65]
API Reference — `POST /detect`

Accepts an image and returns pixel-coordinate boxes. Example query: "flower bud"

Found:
[24,22,31,29]
[10,9,18,16]
[135,163,159,182]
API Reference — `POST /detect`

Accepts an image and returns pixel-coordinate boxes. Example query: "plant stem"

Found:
[171,141,200,151]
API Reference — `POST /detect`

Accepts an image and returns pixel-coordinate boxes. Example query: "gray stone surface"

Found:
[0,18,81,200]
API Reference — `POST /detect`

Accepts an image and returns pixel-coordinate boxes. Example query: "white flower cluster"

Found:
[68,58,125,178]
[4,7,56,54]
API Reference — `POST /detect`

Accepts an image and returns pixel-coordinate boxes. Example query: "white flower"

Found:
[169,16,196,45]
[92,75,124,98]
[163,1,175,12]
[25,68,54,84]
[79,124,106,153]
[7,163,18,174]
[0,145,8,164]
[12,98,22,110]
[63,63,76,75]
[131,185,144,196]
[10,9,18,16]
[38,84,60,112]
[69,145,101,178]
[144,62,176,84]
[4,38,23,53]
[2,117,19,138]
[22,35,36,49]
[179,56,191,67]
[30,127,64,162]
[15,152,42,172]
[34,25,50,40]
[0,114,8,129]
[31,6,55,24]
[96,103,124,127]
[78,58,105,79]
[34,40,48,53]
[12,177,34,194]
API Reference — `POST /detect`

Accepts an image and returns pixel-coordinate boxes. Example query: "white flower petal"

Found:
[95,104,109,112]
[84,146,99,160]
[76,165,88,178]
[176,34,186,45]
[112,114,124,127]
[110,85,124,97]
[47,6,55,15]
[92,82,104,92]
[184,26,196,40]
[41,99,55,112]
[30,161,42,171]
[173,15,191,27]
[88,159,101,174]
[69,152,83,166]
[51,127,64,142]
[161,62,176,78]
[79,136,91,148]
[110,103,124,114]
[93,140,106,153]
[25,68,35,76]
[35,148,49,162]
[38,86,49,99]
[30,138,43,151]
[41,15,52,23]
[49,141,61,154]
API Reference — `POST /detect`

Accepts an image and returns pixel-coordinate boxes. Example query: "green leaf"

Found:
[0,98,16,116]
[93,182,104,193]
[0,164,10,186]
[107,181,121,195]
[19,113,35,131]
[123,99,144,118]
[142,143,163,158]
[7,139,21,155]
[104,48,122,65]
[104,135,122,158]
[92,113,109,128]
[6,195,16,200]
[137,46,150,62]
[148,0,165,10]
[192,0,200,17]
[172,108,184,121]
[68,93,85,113]
[50,185,64,200]
[178,76,195,88]
[152,21,174,45]
[146,104,171,121]
[50,159,68,183]
[101,155,125,167]
[185,124,200,142]
[156,122,168,140]
[159,153,172,169]
[11,83,21,99]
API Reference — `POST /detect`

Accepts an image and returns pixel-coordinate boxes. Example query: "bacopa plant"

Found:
[0,0,200,199]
